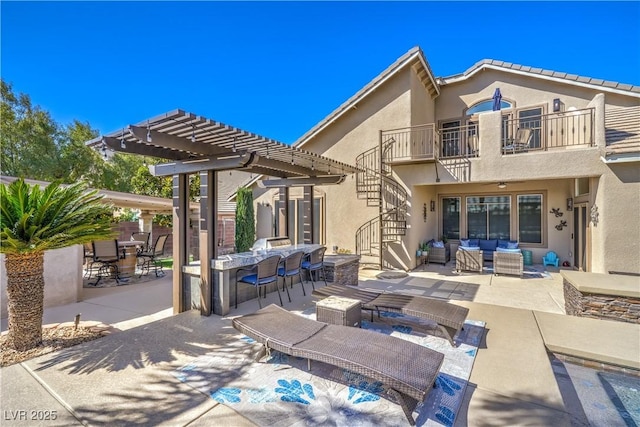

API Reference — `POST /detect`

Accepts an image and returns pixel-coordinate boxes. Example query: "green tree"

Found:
[235,187,255,253]
[0,80,62,180]
[0,179,114,351]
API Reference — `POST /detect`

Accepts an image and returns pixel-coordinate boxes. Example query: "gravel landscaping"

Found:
[0,322,117,367]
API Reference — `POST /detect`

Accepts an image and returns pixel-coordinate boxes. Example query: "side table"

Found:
[316,295,361,327]
[419,252,429,266]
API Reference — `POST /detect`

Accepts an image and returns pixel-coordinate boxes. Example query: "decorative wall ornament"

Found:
[590,205,599,225]
[555,220,568,231]
[550,208,563,217]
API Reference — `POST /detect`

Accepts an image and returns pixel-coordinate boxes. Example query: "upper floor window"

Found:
[466,99,513,116]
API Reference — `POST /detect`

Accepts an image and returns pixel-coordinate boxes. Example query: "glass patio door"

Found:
[573,204,589,271]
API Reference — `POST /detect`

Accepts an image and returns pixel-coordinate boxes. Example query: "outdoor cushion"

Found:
[460,239,470,247]
[507,241,519,249]
[479,239,498,252]
[498,239,510,249]
[496,247,521,253]
[469,238,480,246]
[432,241,445,248]
[459,246,481,251]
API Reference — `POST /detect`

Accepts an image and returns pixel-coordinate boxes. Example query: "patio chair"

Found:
[131,231,151,254]
[232,304,445,426]
[278,250,306,296]
[456,249,483,273]
[82,242,100,279]
[88,239,123,286]
[137,234,169,277]
[235,254,285,309]
[301,246,328,290]
[312,284,469,346]
[493,251,524,277]
[543,251,560,267]
[503,128,532,154]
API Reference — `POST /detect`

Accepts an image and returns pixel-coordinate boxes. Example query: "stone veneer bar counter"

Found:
[183,244,323,315]
[561,270,640,324]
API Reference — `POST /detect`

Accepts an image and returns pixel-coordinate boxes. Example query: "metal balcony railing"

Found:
[502,107,595,154]
[380,124,438,163]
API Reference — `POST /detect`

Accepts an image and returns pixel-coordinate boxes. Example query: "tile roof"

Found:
[438,59,640,95]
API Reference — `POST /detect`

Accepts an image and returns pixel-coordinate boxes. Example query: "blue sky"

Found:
[2,1,639,144]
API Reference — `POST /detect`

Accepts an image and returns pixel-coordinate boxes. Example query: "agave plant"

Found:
[0,178,114,351]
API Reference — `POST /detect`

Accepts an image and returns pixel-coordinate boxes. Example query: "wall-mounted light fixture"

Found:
[430,200,435,212]
[498,182,507,189]
[423,203,427,222]
[566,197,573,211]
[553,98,564,113]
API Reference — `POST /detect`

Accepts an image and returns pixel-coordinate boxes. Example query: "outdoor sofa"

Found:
[459,238,520,262]
[232,304,445,425]
[312,284,469,346]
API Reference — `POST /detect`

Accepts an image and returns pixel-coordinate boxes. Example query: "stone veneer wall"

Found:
[324,259,359,286]
[564,278,640,324]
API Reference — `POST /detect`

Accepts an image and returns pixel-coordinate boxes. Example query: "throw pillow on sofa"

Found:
[432,241,445,248]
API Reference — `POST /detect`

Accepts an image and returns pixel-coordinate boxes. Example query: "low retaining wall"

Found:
[562,270,640,324]
[324,254,360,287]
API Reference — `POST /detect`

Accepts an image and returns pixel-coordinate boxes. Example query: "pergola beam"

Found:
[129,125,230,157]
[102,136,186,160]
[150,153,257,176]
[258,175,346,187]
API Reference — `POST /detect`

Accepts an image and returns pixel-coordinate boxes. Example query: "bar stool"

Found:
[278,251,306,297]
[235,254,283,309]
[301,247,328,290]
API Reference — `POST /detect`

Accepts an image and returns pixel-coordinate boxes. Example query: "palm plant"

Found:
[0,178,114,351]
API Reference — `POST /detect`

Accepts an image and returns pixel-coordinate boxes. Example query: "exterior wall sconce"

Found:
[423,203,427,222]
[498,182,507,189]
[430,200,435,212]
[567,198,573,211]
[553,98,564,113]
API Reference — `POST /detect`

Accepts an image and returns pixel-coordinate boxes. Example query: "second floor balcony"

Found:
[382,107,596,164]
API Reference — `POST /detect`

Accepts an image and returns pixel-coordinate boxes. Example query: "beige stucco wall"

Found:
[1,245,83,319]
[254,69,417,256]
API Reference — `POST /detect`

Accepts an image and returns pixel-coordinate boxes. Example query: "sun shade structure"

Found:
[86,109,359,317]
[86,109,359,179]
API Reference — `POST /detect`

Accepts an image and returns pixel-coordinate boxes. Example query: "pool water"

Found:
[551,357,640,427]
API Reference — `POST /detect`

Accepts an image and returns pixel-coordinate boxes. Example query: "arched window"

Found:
[466,99,513,115]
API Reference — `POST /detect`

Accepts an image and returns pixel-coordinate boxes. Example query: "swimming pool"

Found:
[551,356,640,427]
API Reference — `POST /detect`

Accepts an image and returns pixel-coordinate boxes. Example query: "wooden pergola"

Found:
[87,109,359,315]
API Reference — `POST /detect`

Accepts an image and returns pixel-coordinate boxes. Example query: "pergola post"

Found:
[303,186,314,243]
[172,174,189,314]
[198,170,217,316]
[278,187,290,239]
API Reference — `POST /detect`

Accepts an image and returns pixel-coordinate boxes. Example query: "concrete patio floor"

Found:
[1,265,638,426]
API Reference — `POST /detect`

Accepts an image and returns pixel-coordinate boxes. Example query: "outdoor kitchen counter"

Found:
[182,244,323,315]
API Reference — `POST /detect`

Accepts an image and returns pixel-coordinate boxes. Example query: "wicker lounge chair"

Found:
[312,284,469,346]
[493,251,524,277]
[456,249,483,273]
[232,304,444,425]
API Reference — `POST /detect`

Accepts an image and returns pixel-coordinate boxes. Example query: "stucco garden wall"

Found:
[1,245,82,320]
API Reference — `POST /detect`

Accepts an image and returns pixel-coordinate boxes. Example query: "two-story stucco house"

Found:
[250,46,640,275]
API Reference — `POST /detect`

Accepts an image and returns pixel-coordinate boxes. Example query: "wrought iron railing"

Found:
[438,123,479,159]
[380,124,438,162]
[502,107,594,153]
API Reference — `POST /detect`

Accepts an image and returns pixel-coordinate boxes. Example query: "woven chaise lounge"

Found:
[312,284,469,346]
[232,304,445,425]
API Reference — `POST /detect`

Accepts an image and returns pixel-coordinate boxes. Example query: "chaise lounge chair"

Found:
[312,284,469,346]
[232,304,445,425]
